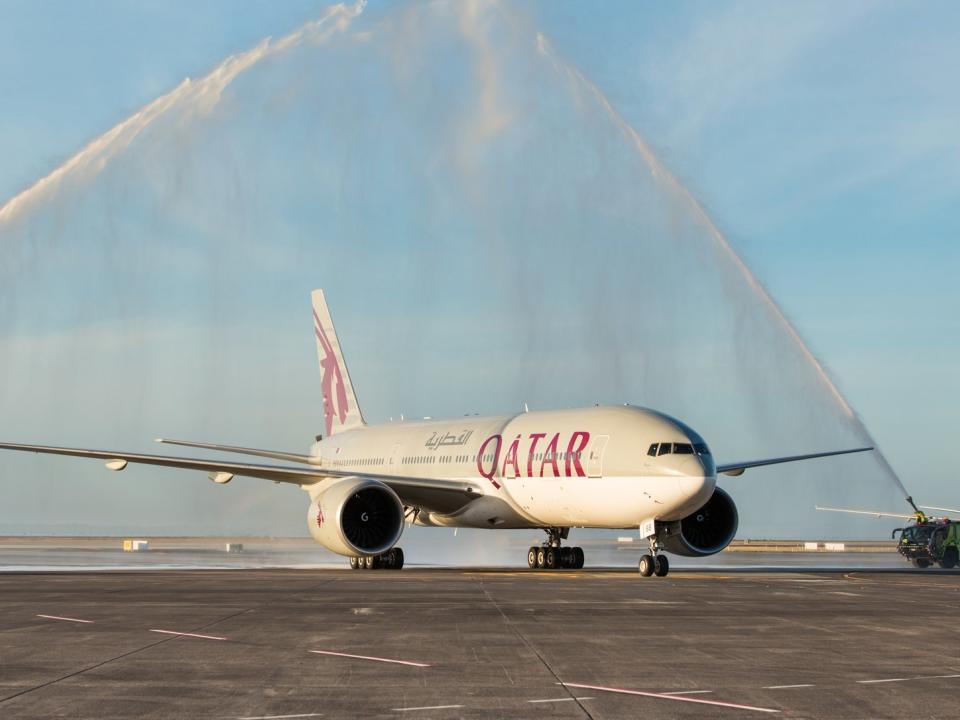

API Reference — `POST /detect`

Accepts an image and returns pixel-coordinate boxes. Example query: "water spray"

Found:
[533,30,911,503]
[0,1,366,228]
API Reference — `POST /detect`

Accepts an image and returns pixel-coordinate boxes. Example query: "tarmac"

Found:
[3,556,960,719]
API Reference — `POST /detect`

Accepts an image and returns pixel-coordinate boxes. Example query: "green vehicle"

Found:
[818,497,960,569]
[892,517,960,569]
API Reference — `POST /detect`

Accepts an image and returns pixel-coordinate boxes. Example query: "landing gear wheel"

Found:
[639,554,655,577]
[536,548,546,569]
[349,556,360,570]
[392,547,404,570]
[559,547,572,568]
[654,554,670,577]
[544,548,557,569]
[912,558,931,569]
[363,556,374,570]
[572,547,585,569]
[527,547,539,569]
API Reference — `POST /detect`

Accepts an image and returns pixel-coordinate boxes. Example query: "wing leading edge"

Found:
[716,447,873,477]
[0,442,482,511]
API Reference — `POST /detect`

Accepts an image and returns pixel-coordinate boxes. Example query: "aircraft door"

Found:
[587,435,609,478]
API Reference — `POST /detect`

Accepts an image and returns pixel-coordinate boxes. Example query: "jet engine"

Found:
[656,487,738,557]
[307,477,404,557]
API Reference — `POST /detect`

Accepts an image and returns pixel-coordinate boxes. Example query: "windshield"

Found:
[901,525,934,543]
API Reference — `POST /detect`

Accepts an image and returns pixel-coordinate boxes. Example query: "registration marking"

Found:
[309,650,430,668]
[36,614,94,624]
[149,629,228,641]
[392,705,463,712]
[562,683,780,713]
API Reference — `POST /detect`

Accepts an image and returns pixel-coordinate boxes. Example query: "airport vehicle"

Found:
[0,291,873,576]
[817,500,960,569]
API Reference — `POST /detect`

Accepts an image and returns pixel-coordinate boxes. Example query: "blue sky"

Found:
[0,1,957,539]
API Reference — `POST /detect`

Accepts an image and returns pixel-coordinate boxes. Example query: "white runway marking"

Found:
[764,684,815,689]
[392,705,464,712]
[562,683,780,714]
[661,690,713,695]
[149,629,228,641]
[858,673,960,684]
[237,714,323,720]
[857,678,909,684]
[309,650,430,668]
[527,697,595,703]
[36,614,94,624]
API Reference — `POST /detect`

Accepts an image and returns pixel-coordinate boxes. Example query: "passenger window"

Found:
[658,443,672,456]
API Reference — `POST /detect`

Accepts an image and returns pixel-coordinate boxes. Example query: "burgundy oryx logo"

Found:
[314,310,349,437]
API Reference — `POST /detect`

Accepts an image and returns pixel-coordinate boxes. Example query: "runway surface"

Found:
[3,565,960,719]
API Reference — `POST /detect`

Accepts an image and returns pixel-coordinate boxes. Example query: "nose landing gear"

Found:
[527,527,584,570]
[639,537,670,577]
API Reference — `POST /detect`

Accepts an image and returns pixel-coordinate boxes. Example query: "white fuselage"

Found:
[309,405,716,530]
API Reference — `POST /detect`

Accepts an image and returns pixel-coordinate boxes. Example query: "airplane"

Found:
[0,290,874,577]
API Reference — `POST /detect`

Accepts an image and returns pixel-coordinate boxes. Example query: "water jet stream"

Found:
[0,1,366,228]
[533,32,909,501]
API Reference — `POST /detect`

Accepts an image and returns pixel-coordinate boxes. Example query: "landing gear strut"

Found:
[349,547,404,570]
[639,536,669,578]
[527,527,584,570]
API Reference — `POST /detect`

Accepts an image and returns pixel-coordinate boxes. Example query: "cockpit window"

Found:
[673,443,694,454]
[657,443,672,456]
[694,443,710,455]
[647,443,658,457]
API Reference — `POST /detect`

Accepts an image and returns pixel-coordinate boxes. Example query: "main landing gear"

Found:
[638,537,669,578]
[527,527,585,570]
[349,547,404,570]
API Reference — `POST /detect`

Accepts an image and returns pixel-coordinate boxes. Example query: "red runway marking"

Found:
[562,682,780,714]
[36,614,94,624]
[309,649,430,668]
[149,629,228,641]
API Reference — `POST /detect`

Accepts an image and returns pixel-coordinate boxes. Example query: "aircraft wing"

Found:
[0,442,483,514]
[920,506,960,515]
[815,505,915,520]
[716,447,873,476]
[155,438,317,465]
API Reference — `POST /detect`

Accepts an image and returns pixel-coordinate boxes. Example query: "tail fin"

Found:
[311,290,365,437]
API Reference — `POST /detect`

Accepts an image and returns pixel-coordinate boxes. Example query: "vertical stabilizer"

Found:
[311,290,365,437]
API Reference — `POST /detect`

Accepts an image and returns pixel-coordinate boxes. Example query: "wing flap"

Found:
[155,438,317,465]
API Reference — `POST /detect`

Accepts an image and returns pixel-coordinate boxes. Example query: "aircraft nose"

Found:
[677,458,716,507]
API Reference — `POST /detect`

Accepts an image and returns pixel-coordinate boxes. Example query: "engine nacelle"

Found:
[656,487,738,557]
[308,477,404,557]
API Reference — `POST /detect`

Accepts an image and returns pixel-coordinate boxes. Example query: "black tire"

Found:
[940,547,957,569]
[912,558,931,569]
[573,547,585,569]
[545,548,557,570]
[349,556,359,570]
[559,547,573,568]
[654,555,669,577]
[393,547,404,570]
[363,556,374,570]
[527,547,538,569]
[536,548,546,568]
[639,554,654,577]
